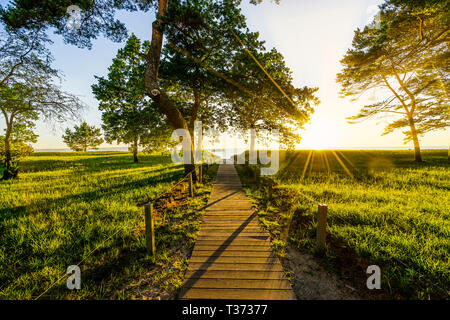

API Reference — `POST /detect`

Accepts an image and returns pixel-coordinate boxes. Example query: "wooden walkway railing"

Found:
[138,164,207,256]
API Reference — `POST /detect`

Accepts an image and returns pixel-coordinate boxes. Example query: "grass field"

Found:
[0,152,216,299]
[237,149,449,299]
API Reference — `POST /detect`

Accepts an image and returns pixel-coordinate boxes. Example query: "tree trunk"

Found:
[2,124,15,180]
[408,117,422,162]
[133,137,139,163]
[144,0,193,175]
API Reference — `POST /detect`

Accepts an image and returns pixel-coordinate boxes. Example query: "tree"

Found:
[0,25,84,179]
[145,0,272,175]
[156,1,262,171]
[159,0,318,164]
[92,34,172,163]
[62,122,104,152]
[337,0,449,162]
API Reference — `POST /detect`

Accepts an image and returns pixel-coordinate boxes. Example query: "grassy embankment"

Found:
[0,152,217,299]
[236,149,449,299]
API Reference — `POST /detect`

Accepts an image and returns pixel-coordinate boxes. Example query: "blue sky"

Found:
[0,0,448,149]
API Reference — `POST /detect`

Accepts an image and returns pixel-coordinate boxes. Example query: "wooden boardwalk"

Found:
[179,164,295,300]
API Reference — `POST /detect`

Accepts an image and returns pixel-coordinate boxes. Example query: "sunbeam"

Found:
[300,150,313,182]
[323,151,331,174]
[331,150,355,180]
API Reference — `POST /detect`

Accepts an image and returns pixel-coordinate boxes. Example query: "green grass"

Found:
[0,152,217,299]
[237,149,449,299]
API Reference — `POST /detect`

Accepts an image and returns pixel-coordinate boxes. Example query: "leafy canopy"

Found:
[337,0,449,143]
[92,34,172,155]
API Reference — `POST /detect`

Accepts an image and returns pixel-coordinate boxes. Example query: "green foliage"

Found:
[0,145,33,179]
[0,136,34,164]
[337,0,449,160]
[159,0,318,146]
[0,27,83,121]
[0,26,84,178]
[159,0,256,131]
[62,122,104,152]
[92,34,172,160]
[0,0,148,49]
[223,47,319,148]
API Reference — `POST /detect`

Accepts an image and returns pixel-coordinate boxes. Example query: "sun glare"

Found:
[298,116,339,150]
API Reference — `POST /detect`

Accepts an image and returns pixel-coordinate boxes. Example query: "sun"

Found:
[298,115,339,150]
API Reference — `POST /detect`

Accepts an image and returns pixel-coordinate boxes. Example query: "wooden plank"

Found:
[184,270,286,280]
[182,278,292,290]
[195,239,268,244]
[203,215,255,219]
[199,225,262,230]
[194,240,269,246]
[189,256,280,264]
[193,245,272,251]
[196,234,268,239]
[191,250,274,258]
[196,234,267,239]
[203,215,256,219]
[200,222,261,227]
[187,262,283,271]
[207,203,253,207]
[205,208,253,212]
[180,288,295,300]
[209,194,248,199]
[205,207,254,212]
[201,223,260,228]
[200,227,262,232]
[201,218,259,222]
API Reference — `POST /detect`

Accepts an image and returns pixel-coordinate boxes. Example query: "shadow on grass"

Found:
[20,153,175,173]
[0,171,183,223]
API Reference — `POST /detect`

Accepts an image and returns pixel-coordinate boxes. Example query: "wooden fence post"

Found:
[316,204,327,253]
[144,203,155,256]
[188,172,194,197]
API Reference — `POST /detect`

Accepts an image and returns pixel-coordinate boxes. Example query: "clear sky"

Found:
[1,0,448,150]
